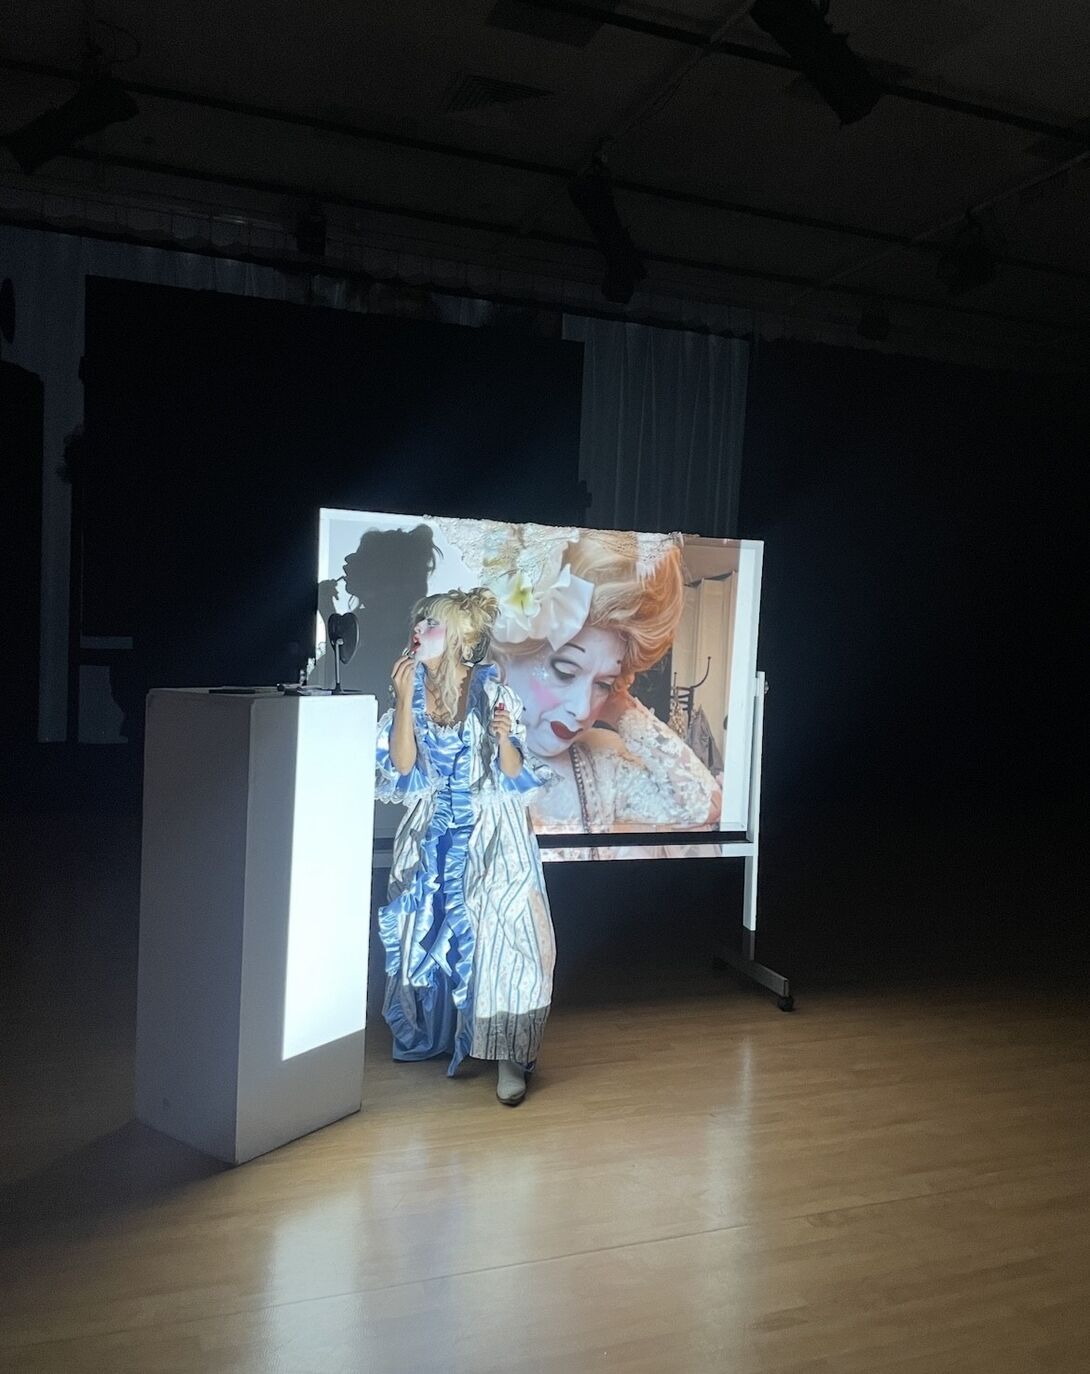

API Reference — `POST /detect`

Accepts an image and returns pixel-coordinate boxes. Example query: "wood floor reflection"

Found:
[3,951,1090,1372]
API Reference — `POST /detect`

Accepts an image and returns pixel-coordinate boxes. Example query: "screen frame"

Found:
[317,509,763,859]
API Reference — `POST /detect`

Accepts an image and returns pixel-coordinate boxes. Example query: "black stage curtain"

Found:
[80,280,585,737]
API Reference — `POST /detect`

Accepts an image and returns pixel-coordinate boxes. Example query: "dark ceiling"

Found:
[2,1,1088,369]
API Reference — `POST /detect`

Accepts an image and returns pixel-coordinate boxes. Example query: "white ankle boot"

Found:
[496,1059,527,1106]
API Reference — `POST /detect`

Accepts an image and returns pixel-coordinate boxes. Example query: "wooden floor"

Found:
[3,951,1090,1372]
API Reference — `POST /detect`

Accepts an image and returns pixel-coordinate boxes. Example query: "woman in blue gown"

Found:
[376,587,556,1105]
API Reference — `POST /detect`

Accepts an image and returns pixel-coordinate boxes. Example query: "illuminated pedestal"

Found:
[135,689,377,1164]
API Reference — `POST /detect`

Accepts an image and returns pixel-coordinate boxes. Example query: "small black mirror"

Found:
[327,612,359,665]
[326,612,360,694]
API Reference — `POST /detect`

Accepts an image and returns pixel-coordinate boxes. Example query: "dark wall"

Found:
[20,286,1088,988]
[736,339,1087,972]
[80,279,586,734]
[536,342,1088,991]
[0,360,42,747]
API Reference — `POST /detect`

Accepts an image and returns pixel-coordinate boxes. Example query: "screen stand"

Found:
[712,671,794,1011]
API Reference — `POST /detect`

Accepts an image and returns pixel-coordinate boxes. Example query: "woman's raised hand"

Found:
[491,699,512,741]
[391,653,416,707]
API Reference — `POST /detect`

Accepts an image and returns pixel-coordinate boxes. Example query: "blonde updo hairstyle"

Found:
[493,531,684,692]
[411,585,499,725]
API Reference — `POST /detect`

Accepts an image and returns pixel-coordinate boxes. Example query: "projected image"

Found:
[317,512,762,858]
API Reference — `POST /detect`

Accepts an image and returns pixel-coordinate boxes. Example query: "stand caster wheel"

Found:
[777,995,794,1012]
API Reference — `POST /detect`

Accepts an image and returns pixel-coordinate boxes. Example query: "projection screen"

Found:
[316,511,762,861]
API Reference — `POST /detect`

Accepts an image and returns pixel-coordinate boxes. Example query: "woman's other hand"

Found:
[493,701,523,777]
[491,700,512,741]
[391,654,416,707]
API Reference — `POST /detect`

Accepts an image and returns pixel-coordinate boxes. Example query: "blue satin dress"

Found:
[376,663,555,1076]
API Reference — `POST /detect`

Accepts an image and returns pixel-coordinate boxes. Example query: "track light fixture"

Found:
[748,0,883,125]
[936,217,998,296]
[856,299,890,342]
[294,200,328,258]
[2,76,138,174]
[567,154,647,305]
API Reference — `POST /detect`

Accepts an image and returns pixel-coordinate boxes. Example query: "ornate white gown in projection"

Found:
[376,662,556,1073]
[531,697,722,861]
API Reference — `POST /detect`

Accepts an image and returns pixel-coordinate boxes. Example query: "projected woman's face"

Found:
[503,625,625,758]
[410,616,447,664]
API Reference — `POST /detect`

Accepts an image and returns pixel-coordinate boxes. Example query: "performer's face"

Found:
[504,625,625,758]
[409,616,447,664]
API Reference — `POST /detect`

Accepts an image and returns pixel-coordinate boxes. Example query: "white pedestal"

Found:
[135,689,377,1164]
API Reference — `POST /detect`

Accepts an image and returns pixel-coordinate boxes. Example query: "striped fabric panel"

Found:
[465,799,555,1028]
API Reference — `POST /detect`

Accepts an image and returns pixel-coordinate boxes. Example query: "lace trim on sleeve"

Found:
[375,705,439,805]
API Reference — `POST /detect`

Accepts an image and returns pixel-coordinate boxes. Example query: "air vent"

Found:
[487,0,621,48]
[442,73,552,116]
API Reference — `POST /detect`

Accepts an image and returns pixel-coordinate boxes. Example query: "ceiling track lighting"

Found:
[2,74,138,174]
[936,216,999,296]
[748,0,883,125]
[567,155,647,305]
[856,299,891,341]
[294,199,328,258]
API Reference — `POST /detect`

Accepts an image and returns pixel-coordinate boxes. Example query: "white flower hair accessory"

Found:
[480,523,594,649]
[424,517,684,650]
